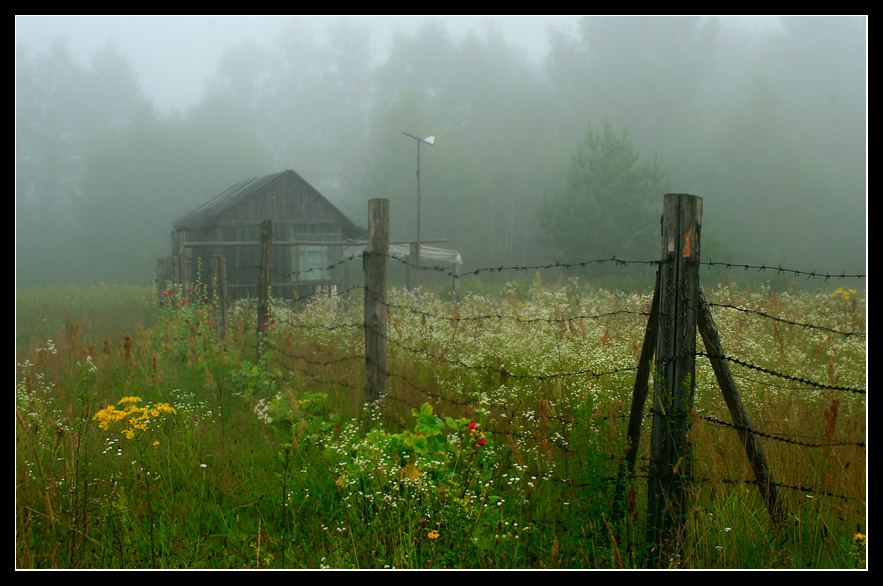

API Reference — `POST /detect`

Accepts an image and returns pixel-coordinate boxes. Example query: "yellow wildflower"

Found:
[832,287,857,301]
[428,530,440,539]
[92,398,176,441]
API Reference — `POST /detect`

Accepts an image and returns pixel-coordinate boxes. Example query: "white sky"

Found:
[15,15,784,113]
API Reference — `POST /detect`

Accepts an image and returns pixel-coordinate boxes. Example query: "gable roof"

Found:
[173,170,364,238]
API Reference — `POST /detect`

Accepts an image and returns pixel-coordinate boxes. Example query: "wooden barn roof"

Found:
[173,169,364,237]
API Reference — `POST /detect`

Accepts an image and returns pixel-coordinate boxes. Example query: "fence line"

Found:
[214,236,865,422]
[387,253,866,281]
[210,223,865,414]
[255,318,864,504]
[263,326,868,456]
[264,332,865,502]
[161,195,864,565]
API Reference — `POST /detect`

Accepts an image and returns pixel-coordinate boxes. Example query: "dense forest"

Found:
[15,16,867,287]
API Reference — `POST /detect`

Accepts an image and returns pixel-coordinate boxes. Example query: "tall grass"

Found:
[15,276,866,568]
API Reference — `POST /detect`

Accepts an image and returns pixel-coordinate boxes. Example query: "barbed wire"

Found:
[198,240,866,287]
[727,369,838,392]
[691,476,863,502]
[705,301,865,338]
[225,252,362,278]
[272,346,363,368]
[696,351,865,394]
[700,260,866,280]
[380,327,638,382]
[381,297,652,325]
[388,255,661,279]
[275,321,363,334]
[386,253,866,282]
[698,413,866,448]
[272,253,363,280]
[289,284,365,304]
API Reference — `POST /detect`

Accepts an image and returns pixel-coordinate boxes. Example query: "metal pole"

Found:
[403,132,435,288]
[416,139,421,273]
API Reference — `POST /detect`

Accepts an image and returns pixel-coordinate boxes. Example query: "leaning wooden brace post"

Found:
[256,219,273,362]
[612,269,661,524]
[364,199,390,404]
[696,287,784,523]
[646,193,702,566]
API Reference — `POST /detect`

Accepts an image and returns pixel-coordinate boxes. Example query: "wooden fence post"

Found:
[646,193,702,565]
[171,229,188,285]
[256,219,273,361]
[210,255,228,340]
[406,242,417,291]
[364,199,389,404]
[155,257,170,295]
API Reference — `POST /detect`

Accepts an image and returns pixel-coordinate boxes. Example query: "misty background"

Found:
[15,15,867,288]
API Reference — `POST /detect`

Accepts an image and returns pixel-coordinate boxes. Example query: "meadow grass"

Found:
[15,276,866,569]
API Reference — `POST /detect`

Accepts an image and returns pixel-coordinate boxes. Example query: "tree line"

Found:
[15,16,866,288]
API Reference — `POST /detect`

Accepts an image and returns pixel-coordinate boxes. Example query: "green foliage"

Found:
[333,403,480,490]
[537,117,669,272]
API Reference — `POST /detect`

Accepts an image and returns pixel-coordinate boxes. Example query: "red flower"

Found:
[468,421,486,452]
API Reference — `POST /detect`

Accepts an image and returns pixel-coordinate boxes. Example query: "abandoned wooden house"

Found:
[169,169,366,300]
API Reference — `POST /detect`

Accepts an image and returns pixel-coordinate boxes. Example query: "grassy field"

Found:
[15,275,866,569]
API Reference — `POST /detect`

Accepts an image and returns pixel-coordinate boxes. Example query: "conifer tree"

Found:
[537,116,668,270]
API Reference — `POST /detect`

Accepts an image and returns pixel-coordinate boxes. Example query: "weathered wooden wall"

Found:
[173,171,362,301]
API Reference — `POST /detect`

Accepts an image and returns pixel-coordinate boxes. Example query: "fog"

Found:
[15,15,866,288]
